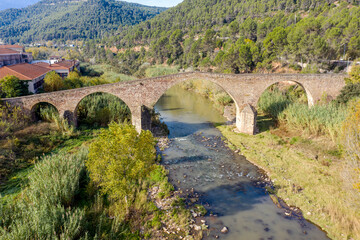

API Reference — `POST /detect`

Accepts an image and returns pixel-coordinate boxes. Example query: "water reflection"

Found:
[155,85,328,240]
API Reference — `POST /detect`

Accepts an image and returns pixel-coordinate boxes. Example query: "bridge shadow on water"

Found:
[164,155,210,165]
[165,121,226,138]
[197,183,267,217]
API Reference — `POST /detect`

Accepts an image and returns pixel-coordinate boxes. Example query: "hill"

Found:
[92,0,359,74]
[0,0,166,43]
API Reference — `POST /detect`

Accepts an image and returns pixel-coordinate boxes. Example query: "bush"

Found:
[77,93,131,127]
[258,88,291,118]
[44,71,64,92]
[0,103,29,138]
[86,123,156,215]
[345,65,360,85]
[0,149,88,239]
[0,75,29,98]
[258,85,347,141]
[336,83,360,105]
[279,102,346,140]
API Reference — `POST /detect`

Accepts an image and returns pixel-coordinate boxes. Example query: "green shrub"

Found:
[279,102,346,140]
[258,88,291,118]
[0,149,88,239]
[77,93,131,127]
[86,123,156,215]
[145,65,179,78]
[336,83,360,104]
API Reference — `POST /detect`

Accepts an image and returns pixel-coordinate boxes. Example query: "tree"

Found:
[86,123,156,214]
[345,65,360,85]
[64,70,83,89]
[263,27,288,59]
[0,75,29,98]
[44,71,64,92]
[169,29,184,60]
[201,29,216,54]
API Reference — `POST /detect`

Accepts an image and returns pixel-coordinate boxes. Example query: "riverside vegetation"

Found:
[211,68,360,239]
[0,93,196,239]
[161,66,359,239]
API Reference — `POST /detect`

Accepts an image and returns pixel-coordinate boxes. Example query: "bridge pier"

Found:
[132,105,152,133]
[60,110,77,127]
[236,104,257,135]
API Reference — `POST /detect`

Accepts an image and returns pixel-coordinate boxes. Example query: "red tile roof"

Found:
[0,45,23,49]
[33,62,70,70]
[0,63,51,80]
[33,60,77,70]
[0,48,20,54]
[56,60,77,68]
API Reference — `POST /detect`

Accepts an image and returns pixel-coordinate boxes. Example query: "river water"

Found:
[154,85,329,240]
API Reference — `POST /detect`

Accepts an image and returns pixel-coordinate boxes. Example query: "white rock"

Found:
[194,225,201,231]
[221,226,229,233]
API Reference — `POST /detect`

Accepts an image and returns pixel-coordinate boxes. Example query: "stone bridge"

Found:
[2,72,346,134]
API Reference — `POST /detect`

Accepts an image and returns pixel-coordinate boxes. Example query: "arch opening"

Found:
[256,81,310,132]
[75,92,131,129]
[31,102,59,123]
[153,78,239,136]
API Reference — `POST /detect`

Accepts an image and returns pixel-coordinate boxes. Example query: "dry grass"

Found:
[218,125,360,240]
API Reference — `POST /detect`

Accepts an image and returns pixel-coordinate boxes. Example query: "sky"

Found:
[0,0,183,10]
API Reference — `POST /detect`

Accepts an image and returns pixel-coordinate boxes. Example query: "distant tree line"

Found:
[83,0,359,74]
[0,0,165,43]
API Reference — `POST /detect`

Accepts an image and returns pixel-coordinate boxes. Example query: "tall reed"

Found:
[77,93,131,127]
[0,149,88,239]
[279,102,347,141]
[258,85,347,141]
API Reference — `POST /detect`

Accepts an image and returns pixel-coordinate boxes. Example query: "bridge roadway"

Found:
[2,72,346,134]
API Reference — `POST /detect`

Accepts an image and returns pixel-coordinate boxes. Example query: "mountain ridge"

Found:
[0,0,166,43]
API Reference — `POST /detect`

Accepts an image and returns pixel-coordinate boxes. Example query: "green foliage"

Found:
[84,0,359,74]
[336,83,360,104]
[0,149,88,239]
[0,0,165,43]
[345,65,360,85]
[279,102,346,140]
[86,123,156,215]
[0,102,29,137]
[145,65,179,78]
[258,84,347,140]
[0,75,29,98]
[77,93,131,128]
[44,71,64,92]
[258,88,292,118]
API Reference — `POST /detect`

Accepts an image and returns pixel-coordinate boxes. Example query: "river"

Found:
[154,85,329,240]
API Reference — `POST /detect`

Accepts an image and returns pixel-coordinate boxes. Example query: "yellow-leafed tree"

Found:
[44,71,64,92]
[86,122,156,215]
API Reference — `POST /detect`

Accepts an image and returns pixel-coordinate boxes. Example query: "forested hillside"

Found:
[0,0,166,43]
[85,0,359,74]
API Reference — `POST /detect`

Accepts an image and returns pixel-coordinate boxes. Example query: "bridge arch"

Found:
[30,101,59,122]
[256,80,314,108]
[150,76,258,134]
[151,75,240,110]
[73,91,132,128]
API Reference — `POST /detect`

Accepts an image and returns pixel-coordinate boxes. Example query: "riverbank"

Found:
[217,124,360,240]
